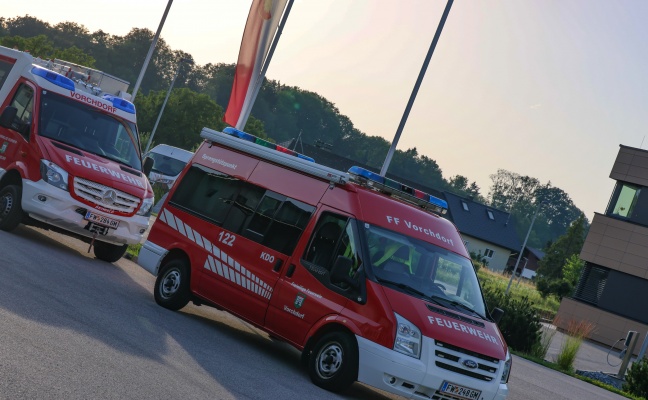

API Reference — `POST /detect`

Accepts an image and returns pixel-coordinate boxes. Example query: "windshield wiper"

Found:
[429,295,484,319]
[376,278,444,306]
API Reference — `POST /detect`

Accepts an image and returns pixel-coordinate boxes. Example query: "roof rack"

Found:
[200,128,348,185]
[348,166,448,215]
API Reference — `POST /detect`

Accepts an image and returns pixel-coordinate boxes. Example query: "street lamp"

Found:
[144,57,193,154]
[506,201,545,295]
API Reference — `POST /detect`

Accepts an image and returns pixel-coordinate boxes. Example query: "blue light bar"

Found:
[348,166,385,185]
[102,94,136,114]
[347,166,448,215]
[31,66,75,91]
[222,127,315,162]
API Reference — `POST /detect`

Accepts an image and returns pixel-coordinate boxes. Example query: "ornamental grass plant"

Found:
[554,319,595,372]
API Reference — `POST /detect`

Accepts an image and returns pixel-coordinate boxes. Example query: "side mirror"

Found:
[142,156,154,177]
[0,107,18,129]
[491,307,504,324]
[330,256,359,289]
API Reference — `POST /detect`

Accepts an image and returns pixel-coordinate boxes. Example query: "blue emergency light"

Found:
[348,166,448,215]
[102,94,136,114]
[223,127,315,162]
[31,66,75,91]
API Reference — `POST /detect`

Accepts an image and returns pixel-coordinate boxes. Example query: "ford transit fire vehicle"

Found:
[138,127,510,399]
[0,46,154,262]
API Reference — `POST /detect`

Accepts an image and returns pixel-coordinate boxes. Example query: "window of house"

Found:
[170,164,315,255]
[486,210,495,220]
[484,248,494,258]
[461,201,469,211]
[609,183,640,218]
[573,263,609,306]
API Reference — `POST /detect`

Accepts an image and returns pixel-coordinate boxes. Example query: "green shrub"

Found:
[482,285,541,353]
[529,325,556,359]
[623,357,648,398]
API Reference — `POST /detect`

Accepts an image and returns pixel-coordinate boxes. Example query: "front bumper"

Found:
[21,178,150,245]
[356,336,508,400]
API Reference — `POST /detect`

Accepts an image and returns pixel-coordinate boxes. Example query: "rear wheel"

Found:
[154,259,191,311]
[308,331,358,393]
[93,241,128,263]
[0,185,23,231]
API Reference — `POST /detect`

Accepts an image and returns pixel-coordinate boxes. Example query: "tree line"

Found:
[0,16,588,270]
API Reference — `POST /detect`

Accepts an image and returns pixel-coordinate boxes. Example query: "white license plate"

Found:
[85,211,119,229]
[440,381,481,400]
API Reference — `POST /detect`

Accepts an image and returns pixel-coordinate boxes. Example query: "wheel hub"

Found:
[160,270,181,299]
[0,193,12,216]
[317,343,343,378]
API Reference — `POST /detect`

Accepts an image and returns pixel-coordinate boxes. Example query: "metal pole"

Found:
[380,0,453,177]
[236,0,294,130]
[131,0,173,101]
[506,202,544,294]
[144,59,189,154]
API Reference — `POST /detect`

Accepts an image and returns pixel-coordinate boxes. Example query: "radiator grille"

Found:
[73,177,140,213]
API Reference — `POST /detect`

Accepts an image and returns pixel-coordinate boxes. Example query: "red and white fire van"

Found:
[138,127,510,399]
[0,46,154,262]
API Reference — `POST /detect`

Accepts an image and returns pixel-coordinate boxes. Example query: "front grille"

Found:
[73,177,140,213]
[434,340,501,382]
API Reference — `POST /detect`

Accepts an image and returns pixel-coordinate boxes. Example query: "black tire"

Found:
[154,259,191,311]
[0,185,23,231]
[93,241,128,263]
[308,331,358,393]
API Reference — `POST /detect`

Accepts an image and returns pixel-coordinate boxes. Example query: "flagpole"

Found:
[236,0,294,130]
[131,0,173,101]
[380,0,453,177]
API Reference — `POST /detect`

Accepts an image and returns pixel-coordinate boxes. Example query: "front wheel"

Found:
[93,241,128,263]
[154,259,191,311]
[308,331,358,393]
[0,185,23,231]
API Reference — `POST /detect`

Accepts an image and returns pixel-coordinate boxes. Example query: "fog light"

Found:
[37,195,47,202]
[139,228,146,234]
[388,376,396,385]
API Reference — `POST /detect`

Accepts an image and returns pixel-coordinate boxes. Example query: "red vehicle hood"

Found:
[39,137,149,196]
[382,285,507,360]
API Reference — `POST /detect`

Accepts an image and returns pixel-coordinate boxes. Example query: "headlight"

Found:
[501,351,512,384]
[393,313,421,359]
[40,160,69,191]
[137,196,154,216]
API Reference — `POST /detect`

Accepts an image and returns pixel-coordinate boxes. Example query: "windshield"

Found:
[38,90,142,170]
[363,223,486,318]
[147,152,188,177]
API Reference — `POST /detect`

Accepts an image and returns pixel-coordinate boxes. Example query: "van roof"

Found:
[147,144,194,162]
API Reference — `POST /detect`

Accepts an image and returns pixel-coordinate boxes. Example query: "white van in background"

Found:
[144,144,194,189]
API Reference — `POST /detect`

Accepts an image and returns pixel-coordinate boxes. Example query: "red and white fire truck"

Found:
[0,46,154,262]
[138,127,510,399]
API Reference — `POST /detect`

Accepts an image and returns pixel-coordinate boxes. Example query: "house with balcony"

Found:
[555,145,648,351]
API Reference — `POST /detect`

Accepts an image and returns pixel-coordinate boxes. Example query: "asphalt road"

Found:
[0,225,627,400]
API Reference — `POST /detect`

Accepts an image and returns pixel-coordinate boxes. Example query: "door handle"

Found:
[272,259,283,272]
[286,264,296,278]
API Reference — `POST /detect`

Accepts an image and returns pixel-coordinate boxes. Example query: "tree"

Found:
[135,88,224,151]
[537,214,587,280]
[562,254,584,286]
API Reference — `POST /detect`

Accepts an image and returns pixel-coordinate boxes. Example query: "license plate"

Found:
[440,381,481,400]
[85,211,119,229]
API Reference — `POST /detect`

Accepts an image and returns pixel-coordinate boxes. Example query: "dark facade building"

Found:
[556,145,648,351]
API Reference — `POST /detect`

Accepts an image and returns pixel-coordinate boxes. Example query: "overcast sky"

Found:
[5,1,648,220]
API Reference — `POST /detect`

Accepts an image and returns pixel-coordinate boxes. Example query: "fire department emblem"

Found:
[294,293,306,309]
[0,142,7,154]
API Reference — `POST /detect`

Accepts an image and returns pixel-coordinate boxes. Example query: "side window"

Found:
[169,164,314,255]
[0,59,15,90]
[9,84,34,140]
[303,213,364,298]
